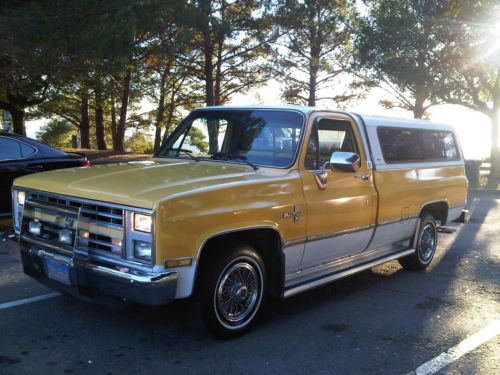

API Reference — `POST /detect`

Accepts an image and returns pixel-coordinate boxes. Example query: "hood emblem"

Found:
[283,206,302,223]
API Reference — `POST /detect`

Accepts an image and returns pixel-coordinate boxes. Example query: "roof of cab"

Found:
[195,105,455,131]
[194,104,317,115]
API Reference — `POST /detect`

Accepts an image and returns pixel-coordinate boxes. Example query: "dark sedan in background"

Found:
[0,132,90,217]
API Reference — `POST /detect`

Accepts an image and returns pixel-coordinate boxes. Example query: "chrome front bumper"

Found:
[20,243,178,307]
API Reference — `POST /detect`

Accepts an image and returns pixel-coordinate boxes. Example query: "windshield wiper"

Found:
[210,153,258,170]
[159,148,200,162]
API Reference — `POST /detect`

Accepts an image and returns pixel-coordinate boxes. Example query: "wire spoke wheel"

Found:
[418,223,436,263]
[216,260,261,325]
[199,244,267,338]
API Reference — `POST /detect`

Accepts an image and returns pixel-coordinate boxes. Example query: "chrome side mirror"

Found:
[329,151,361,172]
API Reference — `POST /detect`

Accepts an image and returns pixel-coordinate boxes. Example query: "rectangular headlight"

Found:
[134,240,152,261]
[17,191,26,205]
[133,213,152,233]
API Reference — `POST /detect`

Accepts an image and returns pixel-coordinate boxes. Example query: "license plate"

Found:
[44,257,71,286]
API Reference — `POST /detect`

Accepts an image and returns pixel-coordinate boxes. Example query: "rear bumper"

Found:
[20,246,178,307]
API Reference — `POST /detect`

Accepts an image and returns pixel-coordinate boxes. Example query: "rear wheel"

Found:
[399,214,437,270]
[198,243,266,339]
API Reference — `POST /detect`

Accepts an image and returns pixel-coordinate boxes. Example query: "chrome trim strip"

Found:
[27,199,80,216]
[377,216,418,226]
[283,219,413,248]
[80,209,123,220]
[78,217,123,230]
[284,248,414,298]
[22,234,73,256]
[283,238,307,247]
[34,249,176,284]
[78,236,122,251]
[84,261,176,284]
[0,135,39,161]
[306,225,373,242]
[374,163,464,171]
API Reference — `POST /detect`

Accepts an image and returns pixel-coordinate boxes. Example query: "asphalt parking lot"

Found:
[0,191,498,375]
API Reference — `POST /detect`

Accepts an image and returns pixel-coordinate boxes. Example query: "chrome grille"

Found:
[19,190,153,267]
[30,192,124,227]
[22,192,125,259]
[78,231,123,256]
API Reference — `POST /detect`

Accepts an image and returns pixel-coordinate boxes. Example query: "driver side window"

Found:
[305,119,358,170]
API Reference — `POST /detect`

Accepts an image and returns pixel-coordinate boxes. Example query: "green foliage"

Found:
[190,0,274,106]
[186,126,209,154]
[273,0,359,106]
[124,131,154,154]
[354,0,457,117]
[36,119,78,148]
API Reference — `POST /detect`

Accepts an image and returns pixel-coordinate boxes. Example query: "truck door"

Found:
[299,114,377,269]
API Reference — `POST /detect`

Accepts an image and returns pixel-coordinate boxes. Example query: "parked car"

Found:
[0,132,89,217]
[12,106,468,338]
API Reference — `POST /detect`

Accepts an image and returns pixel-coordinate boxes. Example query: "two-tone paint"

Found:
[13,105,468,301]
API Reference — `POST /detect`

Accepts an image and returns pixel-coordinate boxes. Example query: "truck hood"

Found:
[14,159,259,209]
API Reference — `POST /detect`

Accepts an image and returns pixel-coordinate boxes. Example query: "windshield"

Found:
[156,109,304,168]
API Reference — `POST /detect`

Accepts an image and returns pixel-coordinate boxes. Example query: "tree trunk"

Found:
[202,12,215,106]
[308,26,320,107]
[94,88,107,150]
[308,63,318,107]
[111,100,118,149]
[10,109,26,136]
[114,66,132,151]
[490,108,500,179]
[80,93,90,148]
[214,37,224,105]
[154,71,167,152]
[413,83,427,119]
[161,102,176,144]
[413,100,425,119]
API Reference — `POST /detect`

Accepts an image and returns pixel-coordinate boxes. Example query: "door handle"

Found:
[354,174,370,180]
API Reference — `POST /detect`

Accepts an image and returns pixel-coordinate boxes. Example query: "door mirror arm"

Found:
[313,169,328,190]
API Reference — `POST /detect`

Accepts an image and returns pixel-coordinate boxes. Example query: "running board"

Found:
[284,248,415,298]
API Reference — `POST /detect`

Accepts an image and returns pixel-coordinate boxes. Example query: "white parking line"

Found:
[409,320,500,375]
[0,292,61,310]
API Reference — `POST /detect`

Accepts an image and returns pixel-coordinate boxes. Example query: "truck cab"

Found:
[13,106,468,338]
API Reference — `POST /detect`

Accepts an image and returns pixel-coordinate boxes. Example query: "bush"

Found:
[36,119,77,148]
[124,131,154,153]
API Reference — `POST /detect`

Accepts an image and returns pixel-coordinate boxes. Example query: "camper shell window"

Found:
[377,127,460,163]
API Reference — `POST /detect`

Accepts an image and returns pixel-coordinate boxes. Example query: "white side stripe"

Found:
[0,292,61,310]
[410,320,500,375]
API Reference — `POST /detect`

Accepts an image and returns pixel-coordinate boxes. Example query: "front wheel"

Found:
[399,214,438,270]
[198,243,266,339]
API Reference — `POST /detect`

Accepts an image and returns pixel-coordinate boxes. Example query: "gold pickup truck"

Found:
[12,106,468,338]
